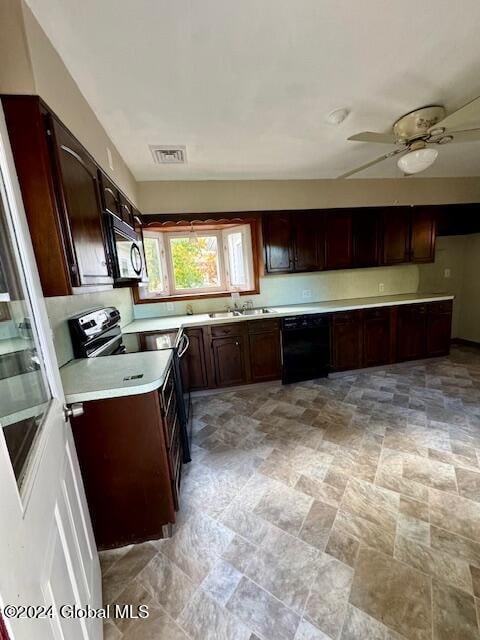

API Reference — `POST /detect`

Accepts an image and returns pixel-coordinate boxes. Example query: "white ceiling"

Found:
[26,0,480,181]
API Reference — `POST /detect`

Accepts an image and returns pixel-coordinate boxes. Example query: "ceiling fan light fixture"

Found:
[397,147,438,174]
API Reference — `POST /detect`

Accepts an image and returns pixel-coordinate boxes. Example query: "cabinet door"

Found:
[212,336,247,387]
[397,304,427,361]
[51,120,112,286]
[248,323,281,382]
[119,193,135,228]
[99,171,121,219]
[353,209,380,268]
[331,311,363,371]
[292,211,324,272]
[182,328,209,390]
[426,301,452,357]
[324,210,353,270]
[411,207,436,263]
[381,208,411,265]
[363,307,390,367]
[263,212,293,273]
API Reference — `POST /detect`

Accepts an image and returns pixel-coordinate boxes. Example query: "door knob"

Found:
[63,403,84,421]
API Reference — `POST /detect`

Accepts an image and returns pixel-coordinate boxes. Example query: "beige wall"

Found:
[458,234,480,343]
[138,177,480,214]
[45,288,134,367]
[0,0,137,203]
[0,0,35,94]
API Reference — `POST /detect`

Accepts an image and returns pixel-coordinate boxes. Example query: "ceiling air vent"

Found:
[150,145,187,164]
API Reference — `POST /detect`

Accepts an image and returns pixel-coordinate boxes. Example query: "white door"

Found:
[0,106,102,639]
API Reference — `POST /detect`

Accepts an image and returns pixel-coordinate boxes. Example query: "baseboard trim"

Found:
[451,338,480,348]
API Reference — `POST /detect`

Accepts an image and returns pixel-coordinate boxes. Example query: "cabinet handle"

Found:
[235,341,239,346]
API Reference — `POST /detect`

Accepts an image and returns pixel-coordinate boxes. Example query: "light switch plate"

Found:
[378,283,385,293]
[444,268,451,279]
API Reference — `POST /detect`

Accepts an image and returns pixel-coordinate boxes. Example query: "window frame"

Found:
[135,218,260,304]
[166,230,227,295]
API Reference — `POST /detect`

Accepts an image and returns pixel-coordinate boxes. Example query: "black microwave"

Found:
[108,214,148,286]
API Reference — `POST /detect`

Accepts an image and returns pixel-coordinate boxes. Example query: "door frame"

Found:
[0,105,65,509]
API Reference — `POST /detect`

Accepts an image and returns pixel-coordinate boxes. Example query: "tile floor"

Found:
[101,346,480,640]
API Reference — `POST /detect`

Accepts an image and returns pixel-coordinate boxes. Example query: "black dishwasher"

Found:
[281,314,331,384]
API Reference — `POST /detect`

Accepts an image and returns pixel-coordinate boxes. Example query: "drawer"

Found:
[428,300,453,315]
[332,311,359,324]
[364,307,390,320]
[210,323,244,338]
[247,318,280,334]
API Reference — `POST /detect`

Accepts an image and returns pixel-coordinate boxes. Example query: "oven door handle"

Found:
[178,333,190,358]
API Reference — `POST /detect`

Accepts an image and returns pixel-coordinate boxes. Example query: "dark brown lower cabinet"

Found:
[247,319,281,382]
[397,304,428,361]
[211,333,248,387]
[426,300,453,356]
[180,300,452,386]
[331,311,363,371]
[182,327,209,390]
[363,307,391,367]
[71,366,181,550]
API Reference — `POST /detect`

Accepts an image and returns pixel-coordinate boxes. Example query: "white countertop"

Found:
[60,350,173,404]
[124,292,454,334]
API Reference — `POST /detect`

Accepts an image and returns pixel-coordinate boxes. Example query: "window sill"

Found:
[133,287,260,304]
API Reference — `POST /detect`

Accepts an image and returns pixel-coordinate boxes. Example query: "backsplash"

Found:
[134,264,421,319]
[45,288,133,367]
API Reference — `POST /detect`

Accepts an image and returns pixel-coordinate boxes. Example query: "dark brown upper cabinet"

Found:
[118,193,135,228]
[352,209,380,268]
[411,207,437,263]
[263,211,324,273]
[381,208,411,265]
[1,95,124,296]
[324,210,353,270]
[263,212,293,273]
[50,119,112,287]
[99,171,121,219]
[292,211,325,272]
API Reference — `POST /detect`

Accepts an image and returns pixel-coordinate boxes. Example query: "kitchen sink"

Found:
[208,308,276,318]
[241,308,276,316]
[208,311,243,318]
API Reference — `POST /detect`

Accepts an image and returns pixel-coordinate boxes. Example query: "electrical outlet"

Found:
[378,283,385,293]
[302,289,312,299]
[231,291,240,300]
[166,302,175,312]
[444,268,451,279]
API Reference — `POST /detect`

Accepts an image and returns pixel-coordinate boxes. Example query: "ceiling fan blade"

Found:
[347,131,396,144]
[338,149,403,179]
[445,127,480,143]
[431,96,480,133]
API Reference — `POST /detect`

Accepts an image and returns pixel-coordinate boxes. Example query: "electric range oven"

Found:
[68,307,191,462]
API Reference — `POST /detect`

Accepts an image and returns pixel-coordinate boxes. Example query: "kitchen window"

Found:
[140,222,256,301]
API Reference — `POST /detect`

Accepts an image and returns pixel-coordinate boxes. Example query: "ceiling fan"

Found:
[339,96,480,178]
